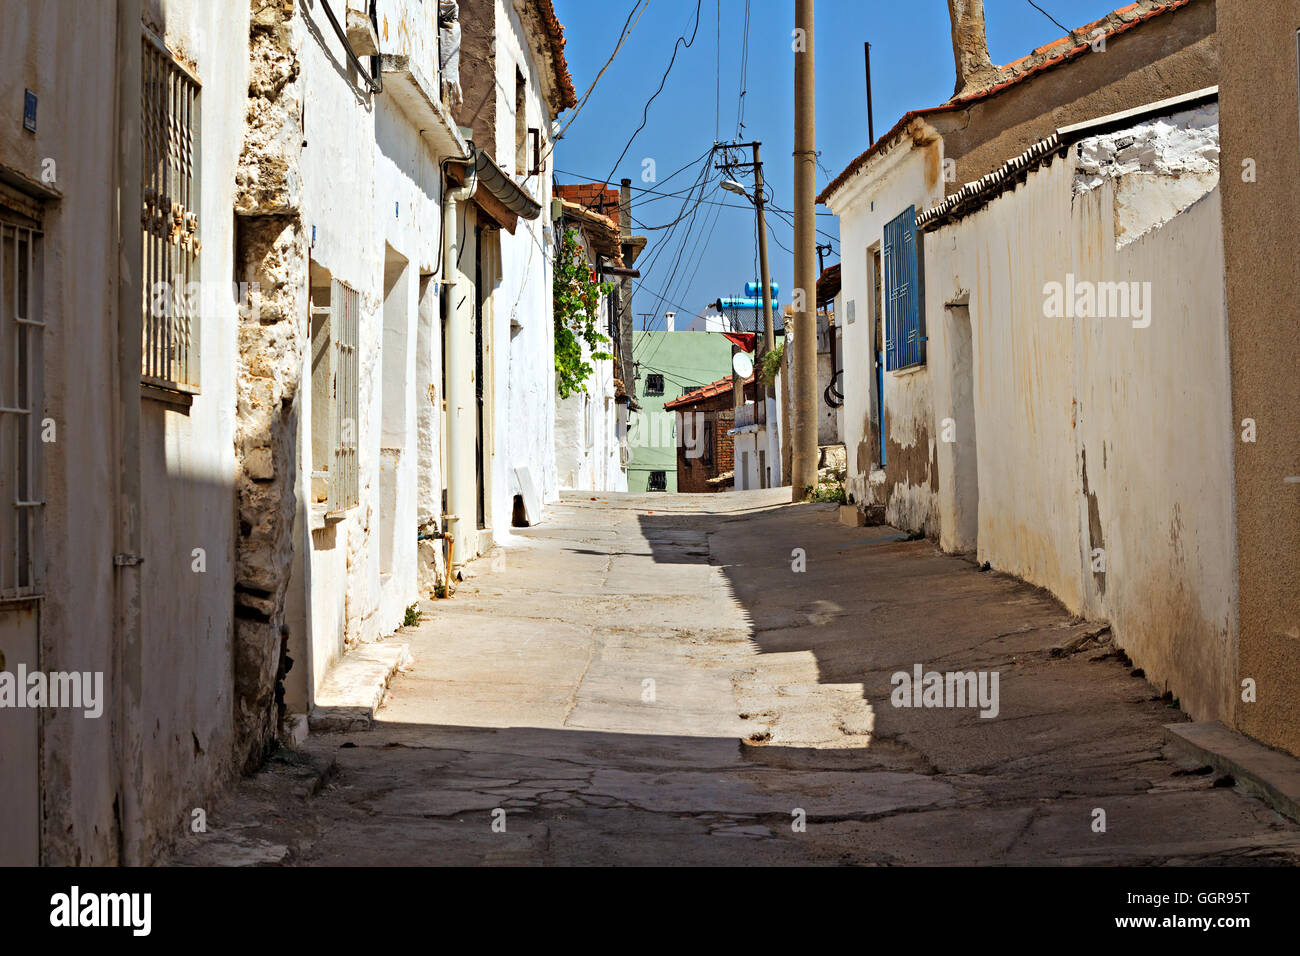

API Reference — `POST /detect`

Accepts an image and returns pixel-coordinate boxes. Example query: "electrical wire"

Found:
[543,0,649,164]
[602,0,705,187]
[1026,0,1071,35]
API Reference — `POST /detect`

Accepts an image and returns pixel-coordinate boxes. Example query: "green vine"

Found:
[760,340,786,384]
[554,229,614,399]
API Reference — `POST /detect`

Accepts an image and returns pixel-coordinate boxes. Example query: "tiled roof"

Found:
[816,263,841,307]
[817,0,1193,205]
[536,0,578,111]
[663,374,754,410]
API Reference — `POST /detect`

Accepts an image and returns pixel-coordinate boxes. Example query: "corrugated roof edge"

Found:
[917,85,1218,232]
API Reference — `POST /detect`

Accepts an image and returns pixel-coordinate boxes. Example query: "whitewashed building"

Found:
[0,0,579,866]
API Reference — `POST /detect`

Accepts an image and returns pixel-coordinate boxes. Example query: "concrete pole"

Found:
[792,0,818,500]
[753,144,774,404]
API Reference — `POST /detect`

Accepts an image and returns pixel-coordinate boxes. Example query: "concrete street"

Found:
[176,491,1300,865]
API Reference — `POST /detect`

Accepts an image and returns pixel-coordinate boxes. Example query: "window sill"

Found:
[141,382,195,410]
[310,502,346,531]
[891,362,927,378]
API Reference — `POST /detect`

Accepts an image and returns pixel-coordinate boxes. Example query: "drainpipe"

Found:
[114,0,144,865]
[441,152,477,571]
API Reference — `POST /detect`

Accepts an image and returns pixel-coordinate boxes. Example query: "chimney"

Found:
[664,311,676,332]
[947,0,998,100]
[619,177,632,240]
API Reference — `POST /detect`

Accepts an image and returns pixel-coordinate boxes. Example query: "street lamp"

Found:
[721,178,751,200]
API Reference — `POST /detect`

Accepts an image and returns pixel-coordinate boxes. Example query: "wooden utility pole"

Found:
[792,0,818,499]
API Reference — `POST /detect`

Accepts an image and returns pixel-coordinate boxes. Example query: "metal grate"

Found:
[0,223,44,600]
[141,32,201,392]
[330,278,360,514]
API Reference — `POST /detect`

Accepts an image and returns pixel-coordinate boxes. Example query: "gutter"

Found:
[473,149,542,222]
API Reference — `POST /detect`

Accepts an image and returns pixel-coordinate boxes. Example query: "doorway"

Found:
[945,302,979,552]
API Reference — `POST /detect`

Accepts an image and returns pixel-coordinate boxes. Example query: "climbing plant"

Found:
[554,228,614,399]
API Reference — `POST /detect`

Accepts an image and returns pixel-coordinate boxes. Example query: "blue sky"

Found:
[551,0,1127,331]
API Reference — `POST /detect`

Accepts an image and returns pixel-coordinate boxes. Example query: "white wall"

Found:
[826,129,946,526]
[290,0,446,706]
[923,109,1234,724]
[488,0,559,535]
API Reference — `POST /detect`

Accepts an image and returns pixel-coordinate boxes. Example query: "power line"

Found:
[602,0,706,187]
[1026,0,1071,35]
[544,0,649,162]
[735,0,752,136]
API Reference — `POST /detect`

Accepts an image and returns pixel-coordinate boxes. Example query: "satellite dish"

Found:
[733,352,755,378]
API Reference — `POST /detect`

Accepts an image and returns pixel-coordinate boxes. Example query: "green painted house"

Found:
[628,331,734,493]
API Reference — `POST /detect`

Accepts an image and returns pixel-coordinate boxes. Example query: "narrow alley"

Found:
[175,493,1300,866]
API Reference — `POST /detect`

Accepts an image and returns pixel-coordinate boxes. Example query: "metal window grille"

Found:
[142,32,201,392]
[330,278,360,513]
[883,205,925,371]
[645,373,664,396]
[648,470,667,492]
[1,223,44,600]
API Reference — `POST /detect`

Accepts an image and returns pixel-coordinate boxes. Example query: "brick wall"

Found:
[675,394,736,493]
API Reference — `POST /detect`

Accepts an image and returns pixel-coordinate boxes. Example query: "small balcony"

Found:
[734,401,766,430]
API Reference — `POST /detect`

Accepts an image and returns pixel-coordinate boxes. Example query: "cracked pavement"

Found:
[173,490,1300,866]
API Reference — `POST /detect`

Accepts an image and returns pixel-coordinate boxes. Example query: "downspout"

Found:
[441,152,477,572]
[114,0,144,865]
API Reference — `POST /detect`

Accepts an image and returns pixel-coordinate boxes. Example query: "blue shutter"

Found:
[883,205,925,371]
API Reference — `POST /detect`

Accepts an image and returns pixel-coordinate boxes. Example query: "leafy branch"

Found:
[554,229,614,399]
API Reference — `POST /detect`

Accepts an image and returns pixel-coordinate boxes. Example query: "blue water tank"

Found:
[744,281,779,299]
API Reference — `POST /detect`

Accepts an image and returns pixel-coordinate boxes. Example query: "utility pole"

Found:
[792,0,818,499]
[715,141,774,400]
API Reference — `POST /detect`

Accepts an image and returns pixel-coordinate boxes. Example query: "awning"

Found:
[471,149,541,234]
[599,264,640,278]
[723,331,757,352]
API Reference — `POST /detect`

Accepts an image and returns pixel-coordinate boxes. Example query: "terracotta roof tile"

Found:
[663,374,755,410]
[536,0,578,111]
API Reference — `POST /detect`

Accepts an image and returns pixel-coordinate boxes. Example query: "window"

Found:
[645,373,664,396]
[883,205,925,371]
[142,32,201,393]
[702,419,714,464]
[515,67,527,178]
[0,220,44,600]
[309,270,360,515]
[648,470,667,492]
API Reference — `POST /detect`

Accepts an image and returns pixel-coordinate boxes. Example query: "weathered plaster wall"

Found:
[135,0,250,858]
[555,236,623,492]
[491,0,558,539]
[0,0,122,865]
[233,0,309,771]
[1217,0,1300,757]
[924,112,1235,725]
[827,132,945,531]
[287,0,446,710]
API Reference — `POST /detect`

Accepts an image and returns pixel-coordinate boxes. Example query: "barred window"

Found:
[648,470,667,492]
[142,32,201,393]
[0,220,44,600]
[645,373,664,396]
[309,271,360,516]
